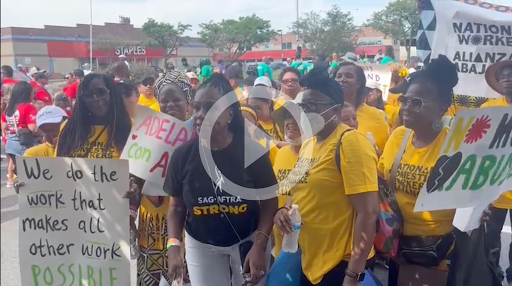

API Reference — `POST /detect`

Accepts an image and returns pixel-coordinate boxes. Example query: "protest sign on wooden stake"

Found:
[17,157,130,286]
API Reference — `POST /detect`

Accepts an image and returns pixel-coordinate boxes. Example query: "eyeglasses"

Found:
[297,100,335,112]
[282,79,299,85]
[81,87,110,102]
[398,96,434,112]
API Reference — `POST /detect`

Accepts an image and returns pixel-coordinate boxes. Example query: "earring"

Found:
[433,121,444,131]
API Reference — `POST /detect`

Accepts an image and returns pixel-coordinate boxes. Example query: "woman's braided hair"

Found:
[56,73,132,157]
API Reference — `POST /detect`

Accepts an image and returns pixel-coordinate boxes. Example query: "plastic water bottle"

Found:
[282,204,301,253]
[366,132,377,149]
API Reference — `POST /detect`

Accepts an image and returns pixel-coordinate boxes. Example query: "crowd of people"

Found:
[0,47,510,286]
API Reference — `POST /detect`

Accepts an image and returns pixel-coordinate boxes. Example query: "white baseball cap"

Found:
[36,106,68,129]
[118,54,127,58]
[366,81,381,90]
[254,76,272,87]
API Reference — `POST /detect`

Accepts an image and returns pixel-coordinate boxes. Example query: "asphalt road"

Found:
[0,149,509,285]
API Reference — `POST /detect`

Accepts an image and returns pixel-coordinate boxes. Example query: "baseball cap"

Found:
[36,106,68,129]
[17,64,23,68]
[118,54,127,58]
[29,67,46,77]
[254,76,272,87]
[226,65,244,86]
[341,52,358,62]
[34,72,50,81]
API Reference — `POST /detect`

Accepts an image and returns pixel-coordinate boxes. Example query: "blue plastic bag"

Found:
[267,249,302,286]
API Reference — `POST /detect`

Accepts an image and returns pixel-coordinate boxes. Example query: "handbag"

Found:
[374,129,411,259]
[13,116,35,147]
[399,233,454,268]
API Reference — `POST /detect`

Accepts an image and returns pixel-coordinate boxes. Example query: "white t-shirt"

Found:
[83,69,92,75]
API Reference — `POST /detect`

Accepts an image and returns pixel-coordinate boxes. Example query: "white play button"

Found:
[243,118,275,168]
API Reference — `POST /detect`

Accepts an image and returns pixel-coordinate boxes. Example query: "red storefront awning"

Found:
[214,49,312,61]
[354,46,385,57]
[46,41,177,59]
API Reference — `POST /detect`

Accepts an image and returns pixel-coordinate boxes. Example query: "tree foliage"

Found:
[142,18,192,66]
[198,14,277,60]
[367,0,420,62]
[93,34,130,63]
[119,16,131,24]
[291,5,357,57]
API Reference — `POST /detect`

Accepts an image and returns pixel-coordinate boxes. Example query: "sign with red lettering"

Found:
[120,106,194,194]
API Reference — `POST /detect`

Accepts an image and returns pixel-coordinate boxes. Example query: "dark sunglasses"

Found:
[81,87,110,102]
[398,96,434,112]
[297,100,335,112]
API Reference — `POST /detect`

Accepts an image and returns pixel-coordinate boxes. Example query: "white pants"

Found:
[185,231,271,286]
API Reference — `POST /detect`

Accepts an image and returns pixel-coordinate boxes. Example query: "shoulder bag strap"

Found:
[335,129,355,173]
[389,128,412,191]
[81,126,108,158]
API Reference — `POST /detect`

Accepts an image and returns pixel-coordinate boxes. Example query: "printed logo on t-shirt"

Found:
[213,166,225,196]
[395,163,433,197]
[72,141,117,159]
[275,168,292,196]
[278,157,319,195]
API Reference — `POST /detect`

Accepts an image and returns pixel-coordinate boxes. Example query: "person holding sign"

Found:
[165,74,277,286]
[377,55,480,285]
[136,70,193,286]
[332,62,390,152]
[482,59,512,284]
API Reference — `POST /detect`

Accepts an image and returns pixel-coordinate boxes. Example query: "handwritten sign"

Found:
[358,63,392,101]
[120,105,194,194]
[415,107,512,215]
[17,157,130,286]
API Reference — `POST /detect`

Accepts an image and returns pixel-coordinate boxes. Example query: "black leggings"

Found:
[300,258,375,286]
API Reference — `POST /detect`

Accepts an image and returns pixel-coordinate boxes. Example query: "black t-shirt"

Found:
[165,135,277,247]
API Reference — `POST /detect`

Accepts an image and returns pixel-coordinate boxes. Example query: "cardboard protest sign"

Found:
[120,105,194,195]
[415,107,512,215]
[358,63,392,101]
[428,0,512,98]
[17,157,130,286]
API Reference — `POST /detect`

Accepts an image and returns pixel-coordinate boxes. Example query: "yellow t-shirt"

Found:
[384,105,399,129]
[357,103,390,151]
[138,196,169,250]
[257,138,278,165]
[378,126,455,236]
[386,93,401,107]
[24,143,55,157]
[285,124,378,284]
[138,95,157,108]
[259,120,283,141]
[481,96,511,209]
[272,145,299,258]
[148,102,160,112]
[55,122,120,159]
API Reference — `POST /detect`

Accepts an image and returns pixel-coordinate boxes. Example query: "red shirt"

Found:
[62,81,79,101]
[1,78,18,98]
[29,81,38,89]
[1,103,37,134]
[34,85,53,106]
[19,69,27,75]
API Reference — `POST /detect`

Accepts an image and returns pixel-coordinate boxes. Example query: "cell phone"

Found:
[239,240,254,265]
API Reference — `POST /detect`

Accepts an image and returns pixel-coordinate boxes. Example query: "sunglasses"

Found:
[398,96,434,112]
[81,87,110,102]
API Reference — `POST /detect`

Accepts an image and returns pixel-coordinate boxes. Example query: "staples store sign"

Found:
[116,46,147,56]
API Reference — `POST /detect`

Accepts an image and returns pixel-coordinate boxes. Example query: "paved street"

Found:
[0,152,509,285]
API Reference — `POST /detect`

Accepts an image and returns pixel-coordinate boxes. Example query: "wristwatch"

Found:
[344,268,365,282]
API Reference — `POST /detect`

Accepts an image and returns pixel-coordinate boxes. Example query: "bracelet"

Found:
[165,238,181,251]
[255,230,270,241]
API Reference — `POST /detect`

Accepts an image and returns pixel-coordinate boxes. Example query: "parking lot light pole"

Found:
[277,29,284,61]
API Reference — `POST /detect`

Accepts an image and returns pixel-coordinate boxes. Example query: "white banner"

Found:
[415,107,512,215]
[430,0,512,98]
[17,157,130,286]
[358,63,392,101]
[120,105,194,195]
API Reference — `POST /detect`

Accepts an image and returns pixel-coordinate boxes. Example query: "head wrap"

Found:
[154,70,193,102]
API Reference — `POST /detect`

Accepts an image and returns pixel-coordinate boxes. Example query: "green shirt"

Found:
[380,56,399,65]
[200,65,213,82]
[330,62,339,70]
[257,63,272,79]
[291,61,309,76]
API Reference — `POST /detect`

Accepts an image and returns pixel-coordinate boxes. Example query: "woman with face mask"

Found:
[274,68,379,286]
[333,62,390,152]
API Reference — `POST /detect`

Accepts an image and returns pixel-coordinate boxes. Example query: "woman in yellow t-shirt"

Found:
[248,86,284,142]
[241,105,278,165]
[378,55,476,283]
[333,62,390,152]
[365,81,398,129]
[275,68,379,286]
[269,100,303,258]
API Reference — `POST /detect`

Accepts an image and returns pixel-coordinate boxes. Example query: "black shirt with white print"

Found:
[164,134,277,247]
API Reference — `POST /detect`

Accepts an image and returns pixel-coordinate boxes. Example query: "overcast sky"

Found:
[1,0,509,36]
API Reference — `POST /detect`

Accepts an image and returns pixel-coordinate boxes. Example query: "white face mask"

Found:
[284,135,302,146]
[299,105,338,138]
